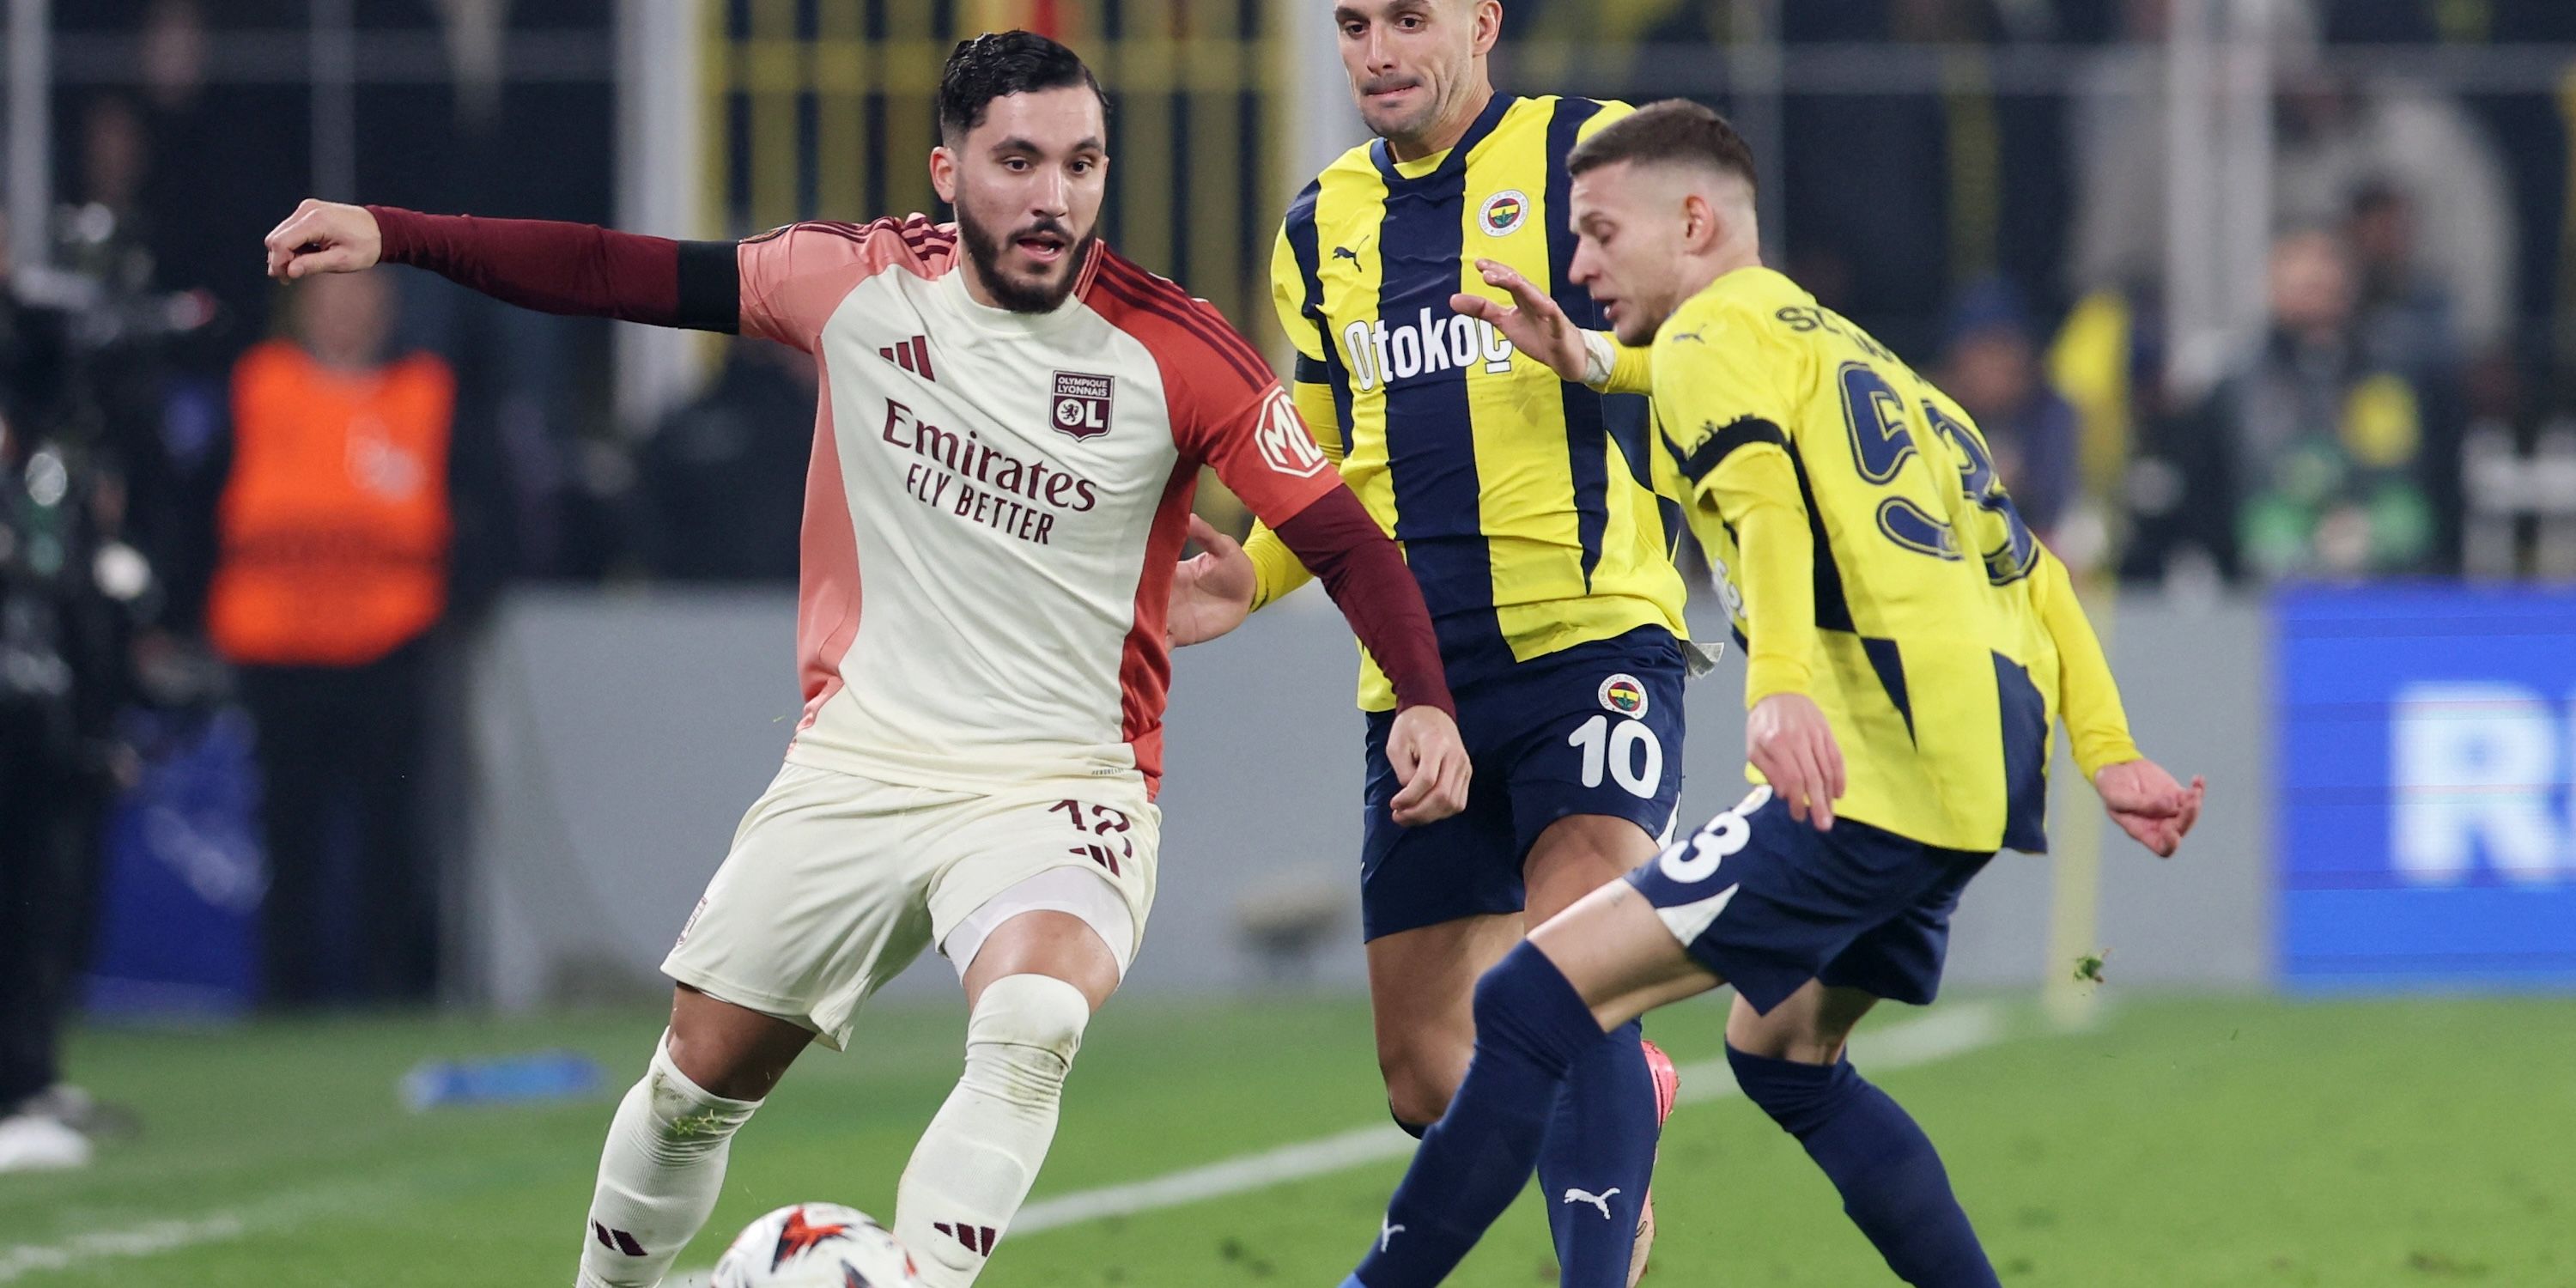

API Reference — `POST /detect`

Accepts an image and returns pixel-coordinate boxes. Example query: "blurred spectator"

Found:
[208,270,453,1007]
[2070,1,2512,361]
[2344,180,2460,378]
[2128,228,2446,583]
[2271,66,2514,361]
[1941,277,2082,540]
[633,338,812,583]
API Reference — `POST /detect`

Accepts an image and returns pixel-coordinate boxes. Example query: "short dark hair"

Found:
[937,30,1108,145]
[1565,99,1758,196]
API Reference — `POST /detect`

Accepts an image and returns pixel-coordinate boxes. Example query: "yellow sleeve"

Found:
[2026,545,2141,778]
[1652,299,1815,702]
[1244,224,1353,611]
[1588,333,1655,395]
[1706,446,1820,702]
[1271,222,1326,366]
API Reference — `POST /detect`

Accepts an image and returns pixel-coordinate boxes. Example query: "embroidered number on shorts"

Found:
[1570,714,1664,799]
[1656,787,1770,884]
[1049,799,1135,876]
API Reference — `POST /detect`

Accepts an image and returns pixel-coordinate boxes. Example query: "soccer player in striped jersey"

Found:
[1167,3,1686,1284]
[1334,100,2207,1288]
[264,33,1469,1288]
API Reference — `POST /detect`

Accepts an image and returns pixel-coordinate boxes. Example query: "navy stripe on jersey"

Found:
[1995,653,2050,852]
[1783,442,1857,634]
[1545,97,1613,589]
[1283,179,1353,456]
[1667,417,1789,484]
[1370,92,1512,185]
[1862,636,1914,740]
[1375,117,1510,677]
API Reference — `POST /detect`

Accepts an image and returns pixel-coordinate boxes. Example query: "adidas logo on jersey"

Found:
[933,1222,998,1256]
[1338,307,1514,393]
[878,335,937,381]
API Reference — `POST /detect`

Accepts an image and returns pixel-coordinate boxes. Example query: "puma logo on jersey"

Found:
[1380,1216,1407,1250]
[1339,308,1515,392]
[1562,1187,1622,1219]
[878,335,937,380]
[1333,246,1359,261]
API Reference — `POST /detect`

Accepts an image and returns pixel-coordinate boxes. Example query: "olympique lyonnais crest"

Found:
[1480,189,1529,237]
[1599,673,1649,718]
[1051,372,1115,440]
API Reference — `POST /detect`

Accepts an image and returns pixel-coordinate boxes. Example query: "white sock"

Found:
[574,1034,761,1288]
[896,974,1092,1287]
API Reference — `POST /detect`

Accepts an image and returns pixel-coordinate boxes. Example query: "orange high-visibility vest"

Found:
[209,339,455,667]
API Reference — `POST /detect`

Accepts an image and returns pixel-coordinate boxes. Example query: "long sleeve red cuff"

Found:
[1272,489,1456,718]
[366,206,740,332]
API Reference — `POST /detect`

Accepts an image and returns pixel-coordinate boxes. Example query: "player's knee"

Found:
[635,1036,759,1161]
[1380,1063,1457,1128]
[964,974,1092,1105]
[1468,939,1561,1032]
[1725,1042,1856,1137]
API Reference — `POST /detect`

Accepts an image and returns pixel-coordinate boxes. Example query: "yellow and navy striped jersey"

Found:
[1243,93,1692,712]
[1650,267,2140,853]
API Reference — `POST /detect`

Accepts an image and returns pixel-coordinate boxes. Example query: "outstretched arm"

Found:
[2026,545,2204,855]
[264,199,740,331]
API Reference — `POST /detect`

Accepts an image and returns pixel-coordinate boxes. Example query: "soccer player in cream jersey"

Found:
[1334,100,2208,1287]
[1170,6,1686,1279]
[264,33,1471,1288]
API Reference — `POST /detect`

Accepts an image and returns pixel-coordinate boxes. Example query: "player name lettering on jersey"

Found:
[882,398,1100,547]
[1338,307,1515,393]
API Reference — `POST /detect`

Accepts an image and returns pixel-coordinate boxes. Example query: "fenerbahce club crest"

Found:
[1599,673,1649,719]
[1051,371,1115,441]
[1480,190,1529,237]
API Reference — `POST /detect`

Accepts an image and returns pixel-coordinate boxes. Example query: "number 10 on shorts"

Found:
[1569,714,1663,799]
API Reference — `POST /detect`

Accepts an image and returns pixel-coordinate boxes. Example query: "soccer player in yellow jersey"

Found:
[1169,3,1686,1282]
[1333,100,2208,1288]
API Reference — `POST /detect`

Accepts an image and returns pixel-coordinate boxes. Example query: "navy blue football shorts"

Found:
[1625,786,1993,1014]
[1359,625,1687,942]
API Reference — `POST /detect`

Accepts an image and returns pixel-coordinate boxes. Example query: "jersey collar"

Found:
[1369,93,1515,187]
[932,247,1097,340]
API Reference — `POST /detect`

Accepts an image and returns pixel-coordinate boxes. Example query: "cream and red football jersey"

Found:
[735,218,1337,795]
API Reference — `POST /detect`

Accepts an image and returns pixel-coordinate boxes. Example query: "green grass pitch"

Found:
[3,993,2570,1285]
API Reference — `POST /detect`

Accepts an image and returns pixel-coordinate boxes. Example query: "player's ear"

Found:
[929,145,959,204]
[1469,0,1503,57]
[1680,191,1716,253]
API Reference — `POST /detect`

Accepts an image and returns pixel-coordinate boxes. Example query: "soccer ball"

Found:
[708,1203,922,1288]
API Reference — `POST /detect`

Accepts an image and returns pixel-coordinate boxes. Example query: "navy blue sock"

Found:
[1726,1044,2001,1288]
[1536,1020,1657,1286]
[1346,943,1613,1288]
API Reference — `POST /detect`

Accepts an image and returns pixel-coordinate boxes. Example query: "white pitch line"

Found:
[0,1217,248,1284]
[0,1176,397,1284]
[1018,998,2004,1236]
[666,1001,2007,1286]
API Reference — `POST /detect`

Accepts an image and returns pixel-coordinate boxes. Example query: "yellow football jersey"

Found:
[1650,267,2139,853]
[1242,94,1692,711]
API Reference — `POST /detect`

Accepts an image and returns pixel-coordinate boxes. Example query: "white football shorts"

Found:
[660,761,1159,1048]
